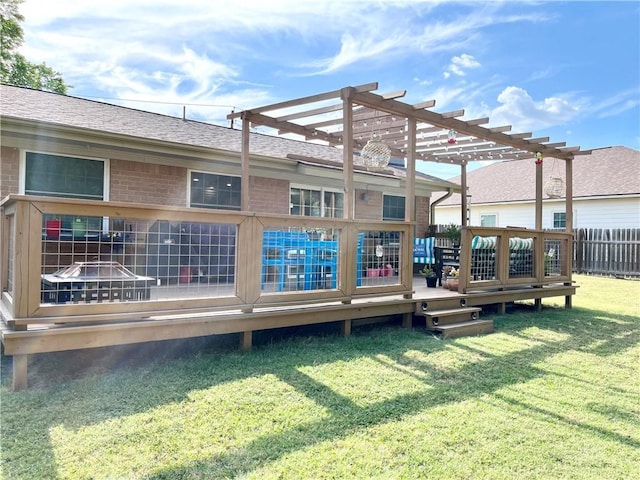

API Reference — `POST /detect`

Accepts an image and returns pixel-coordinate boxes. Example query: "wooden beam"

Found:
[489,125,512,133]
[465,117,490,126]
[461,163,468,226]
[382,90,407,100]
[565,157,573,231]
[249,112,341,145]
[241,112,250,210]
[341,319,352,336]
[241,330,252,350]
[413,99,437,110]
[275,102,343,122]
[509,132,533,139]
[352,91,576,160]
[441,109,465,118]
[227,82,378,119]
[405,118,416,297]
[12,354,28,391]
[536,158,543,230]
[342,87,355,220]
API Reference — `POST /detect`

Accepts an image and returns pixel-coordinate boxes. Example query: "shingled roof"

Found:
[0,84,454,188]
[440,146,639,205]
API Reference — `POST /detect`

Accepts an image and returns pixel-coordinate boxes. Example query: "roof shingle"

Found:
[440,146,639,205]
[0,84,454,187]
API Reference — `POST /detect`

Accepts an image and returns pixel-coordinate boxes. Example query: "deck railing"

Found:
[1,195,414,327]
[1,196,573,328]
[458,226,572,293]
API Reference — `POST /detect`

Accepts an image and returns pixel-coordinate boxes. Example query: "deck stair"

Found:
[422,306,494,339]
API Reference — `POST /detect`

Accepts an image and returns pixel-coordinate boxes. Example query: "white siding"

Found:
[434,196,640,229]
[571,197,640,228]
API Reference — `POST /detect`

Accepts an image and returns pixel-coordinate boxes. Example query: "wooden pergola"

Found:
[228,82,588,233]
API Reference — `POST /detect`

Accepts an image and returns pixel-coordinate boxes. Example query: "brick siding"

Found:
[248,176,289,214]
[110,159,187,206]
[0,146,20,199]
[416,195,430,236]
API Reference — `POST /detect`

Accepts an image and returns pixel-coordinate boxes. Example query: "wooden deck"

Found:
[1,196,576,390]
[1,279,576,390]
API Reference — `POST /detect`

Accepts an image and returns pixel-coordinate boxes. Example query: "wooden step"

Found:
[430,319,495,339]
[424,307,482,327]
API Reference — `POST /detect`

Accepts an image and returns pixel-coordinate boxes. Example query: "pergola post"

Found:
[341,87,355,221]
[460,163,468,226]
[241,111,250,211]
[405,117,417,298]
[535,158,543,230]
[565,157,574,308]
[565,157,573,232]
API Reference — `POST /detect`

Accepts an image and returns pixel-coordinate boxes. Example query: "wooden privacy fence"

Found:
[573,228,640,277]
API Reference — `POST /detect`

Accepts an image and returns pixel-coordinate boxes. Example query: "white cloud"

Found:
[590,87,640,119]
[490,86,581,131]
[443,53,481,78]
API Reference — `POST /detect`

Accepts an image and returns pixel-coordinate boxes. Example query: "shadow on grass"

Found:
[1,306,638,479]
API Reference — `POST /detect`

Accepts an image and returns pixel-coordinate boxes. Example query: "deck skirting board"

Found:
[1,284,576,390]
[1,298,418,356]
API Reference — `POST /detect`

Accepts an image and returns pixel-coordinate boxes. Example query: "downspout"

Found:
[430,188,454,225]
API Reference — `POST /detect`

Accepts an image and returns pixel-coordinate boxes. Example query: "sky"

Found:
[15,0,640,179]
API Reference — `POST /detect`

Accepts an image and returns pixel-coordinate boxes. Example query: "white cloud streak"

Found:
[14,0,637,145]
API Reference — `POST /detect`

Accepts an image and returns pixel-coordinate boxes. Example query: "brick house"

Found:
[0,85,461,234]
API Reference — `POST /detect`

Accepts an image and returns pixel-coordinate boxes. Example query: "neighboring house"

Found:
[434,146,640,229]
[0,85,461,236]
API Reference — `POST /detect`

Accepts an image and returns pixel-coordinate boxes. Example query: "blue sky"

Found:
[17,0,640,179]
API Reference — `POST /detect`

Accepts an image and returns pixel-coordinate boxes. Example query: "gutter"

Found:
[430,188,454,224]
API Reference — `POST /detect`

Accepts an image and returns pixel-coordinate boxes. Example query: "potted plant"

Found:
[419,265,438,287]
[448,267,460,291]
[443,223,461,247]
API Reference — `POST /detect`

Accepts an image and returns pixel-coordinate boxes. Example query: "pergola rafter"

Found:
[229,82,586,166]
[228,82,587,230]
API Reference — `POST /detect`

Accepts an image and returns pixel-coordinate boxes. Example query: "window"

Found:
[553,212,566,228]
[190,172,241,210]
[480,214,496,227]
[24,152,107,235]
[382,195,405,221]
[290,186,343,218]
[25,152,106,199]
[480,214,497,227]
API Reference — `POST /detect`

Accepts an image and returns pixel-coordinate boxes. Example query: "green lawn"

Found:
[1,275,639,479]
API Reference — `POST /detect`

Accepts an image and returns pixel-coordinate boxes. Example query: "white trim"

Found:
[20,149,110,200]
[289,183,344,218]
[382,193,406,221]
[480,212,498,227]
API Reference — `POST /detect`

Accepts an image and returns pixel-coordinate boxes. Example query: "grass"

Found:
[1,274,639,479]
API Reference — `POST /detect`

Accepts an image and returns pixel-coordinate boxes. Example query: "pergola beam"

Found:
[228,82,378,119]
[352,90,576,160]
[227,83,582,164]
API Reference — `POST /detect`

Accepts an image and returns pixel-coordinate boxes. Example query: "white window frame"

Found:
[552,210,576,229]
[289,184,344,218]
[382,193,406,221]
[19,150,110,200]
[480,213,498,227]
[20,150,110,232]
